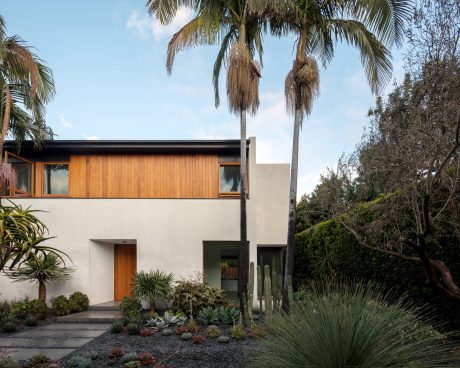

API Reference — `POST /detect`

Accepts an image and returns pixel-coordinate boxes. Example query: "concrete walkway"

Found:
[0,323,111,361]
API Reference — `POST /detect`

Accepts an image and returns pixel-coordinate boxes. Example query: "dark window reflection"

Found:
[44,164,69,195]
[220,165,240,192]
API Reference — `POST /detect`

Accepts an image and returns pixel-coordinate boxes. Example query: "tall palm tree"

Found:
[147,0,265,312]
[267,0,411,308]
[0,15,55,157]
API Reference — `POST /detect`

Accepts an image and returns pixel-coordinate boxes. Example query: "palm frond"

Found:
[147,0,199,24]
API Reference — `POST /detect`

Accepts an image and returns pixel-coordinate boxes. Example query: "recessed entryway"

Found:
[114,244,137,301]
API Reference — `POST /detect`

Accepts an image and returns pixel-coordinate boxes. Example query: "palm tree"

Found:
[131,270,174,312]
[0,15,55,188]
[7,252,73,302]
[267,0,411,308]
[147,0,265,312]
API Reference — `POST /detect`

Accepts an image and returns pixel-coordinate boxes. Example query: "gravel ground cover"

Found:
[61,325,259,368]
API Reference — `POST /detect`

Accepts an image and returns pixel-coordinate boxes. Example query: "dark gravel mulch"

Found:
[61,326,259,368]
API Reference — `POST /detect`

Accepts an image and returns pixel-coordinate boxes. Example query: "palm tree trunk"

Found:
[0,85,11,164]
[239,108,249,317]
[283,108,302,309]
[38,281,46,302]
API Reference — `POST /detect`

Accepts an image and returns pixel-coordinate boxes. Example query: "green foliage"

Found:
[51,295,69,316]
[217,335,230,343]
[231,321,245,340]
[180,332,192,340]
[294,216,460,329]
[123,362,140,368]
[197,307,219,325]
[217,306,240,325]
[145,310,186,329]
[28,300,48,320]
[9,298,46,320]
[131,270,173,310]
[110,322,123,334]
[68,292,89,313]
[0,357,19,368]
[25,316,38,327]
[2,321,16,333]
[119,297,141,319]
[25,353,50,368]
[127,323,140,336]
[160,328,174,336]
[251,280,456,367]
[205,325,220,338]
[187,318,198,333]
[66,355,92,368]
[83,351,98,361]
[171,279,228,316]
[121,353,138,363]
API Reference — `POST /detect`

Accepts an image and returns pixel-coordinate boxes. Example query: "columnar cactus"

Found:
[257,264,263,311]
[264,264,272,324]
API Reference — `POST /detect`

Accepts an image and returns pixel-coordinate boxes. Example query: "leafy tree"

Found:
[0,203,68,272]
[147,0,265,313]
[7,252,73,302]
[266,0,410,307]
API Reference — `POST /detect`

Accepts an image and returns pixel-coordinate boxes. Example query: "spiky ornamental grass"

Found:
[251,281,457,368]
[131,270,173,311]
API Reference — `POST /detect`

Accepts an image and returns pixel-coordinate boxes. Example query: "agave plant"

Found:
[251,280,456,367]
[131,270,173,312]
[197,307,220,325]
[145,310,186,329]
[217,306,240,325]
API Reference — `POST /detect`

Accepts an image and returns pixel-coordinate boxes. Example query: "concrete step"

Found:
[88,301,121,312]
[56,310,123,324]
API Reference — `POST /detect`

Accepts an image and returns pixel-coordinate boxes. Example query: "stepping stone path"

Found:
[0,323,111,361]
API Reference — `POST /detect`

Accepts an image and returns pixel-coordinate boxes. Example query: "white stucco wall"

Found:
[0,138,290,305]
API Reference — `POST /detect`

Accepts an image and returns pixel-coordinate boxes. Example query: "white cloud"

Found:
[58,113,72,128]
[82,134,100,140]
[126,8,194,41]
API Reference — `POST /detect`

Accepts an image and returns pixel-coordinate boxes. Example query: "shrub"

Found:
[111,322,123,333]
[131,270,173,312]
[0,357,19,368]
[67,355,91,368]
[197,307,219,325]
[119,297,141,319]
[68,292,89,313]
[251,280,457,367]
[121,353,138,363]
[25,353,50,368]
[10,299,31,320]
[25,316,38,327]
[171,279,228,315]
[51,296,69,316]
[140,328,154,337]
[0,300,11,325]
[231,323,245,340]
[205,325,220,338]
[192,335,205,344]
[108,348,125,359]
[127,323,140,335]
[187,319,199,333]
[29,300,48,320]
[138,352,156,366]
[2,322,15,333]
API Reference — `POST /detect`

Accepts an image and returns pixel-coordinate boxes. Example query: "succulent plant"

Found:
[26,353,50,368]
[0,357,19,368]
[108,348,125,359]
[218,306,240,325]
[84,351,99,361]
[138,352,156,367]
[145,311,187,329]
[127,323,140,335]
[111,321,123,333]
[217,335,230,343]
[2,321,16,333]
[205,325,221,338]
[123,362,140,368]
[231,322,245,340]
[187,319,199,333]
[121,353,138,363]
[197,307,219,325]
[160,328,174,336]
[140,328,154,337]
[192,334,205,344]
[67,355,92,368]
[175,325,188,335]
[180,332,193,340]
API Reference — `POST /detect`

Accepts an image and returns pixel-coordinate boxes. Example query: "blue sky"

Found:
[2,1,406,197]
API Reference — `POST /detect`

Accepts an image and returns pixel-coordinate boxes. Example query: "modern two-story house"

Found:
[0,137,289,305]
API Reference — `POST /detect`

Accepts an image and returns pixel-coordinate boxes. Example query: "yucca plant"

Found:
[251,280,457,367]
[131,270,173,312]
[7,252,73,302]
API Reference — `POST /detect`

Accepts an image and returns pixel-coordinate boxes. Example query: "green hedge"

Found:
[294,219,460,330]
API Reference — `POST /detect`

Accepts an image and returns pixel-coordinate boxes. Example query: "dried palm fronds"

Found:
[226,42,261,115]
[285,56,320,117]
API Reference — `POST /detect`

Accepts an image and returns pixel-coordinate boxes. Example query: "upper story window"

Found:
[4,152,33,196]
[219,163,241,195]
[43,163,69,195]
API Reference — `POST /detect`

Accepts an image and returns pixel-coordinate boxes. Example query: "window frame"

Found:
[218,162,242,197]
[42,162,70,197]
[4,151,35,197]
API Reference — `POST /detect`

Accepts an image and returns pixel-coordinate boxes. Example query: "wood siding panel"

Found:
[69,154,220,198]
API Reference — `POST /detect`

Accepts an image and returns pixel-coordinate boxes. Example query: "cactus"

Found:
[248,262,254,322]
[272,268,279,312]
[264,265,272,324]
[257,264,263,311]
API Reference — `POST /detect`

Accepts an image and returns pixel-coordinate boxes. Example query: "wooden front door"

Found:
[114,244,137,301]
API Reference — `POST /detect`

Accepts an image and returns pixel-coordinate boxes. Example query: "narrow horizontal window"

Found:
[44,163,69,195]
[219,164,241,194]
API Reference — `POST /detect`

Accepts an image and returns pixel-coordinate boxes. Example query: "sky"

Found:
[2,1,406,197]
